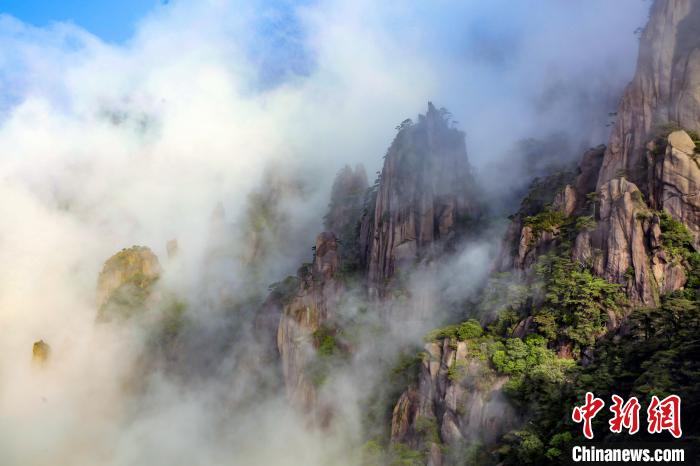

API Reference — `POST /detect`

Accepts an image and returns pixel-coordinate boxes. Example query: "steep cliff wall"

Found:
[276,232,343,414]
[391,337,516,466]
[499,0,700,307]
[597,0,700,189]
[361,103,480,298]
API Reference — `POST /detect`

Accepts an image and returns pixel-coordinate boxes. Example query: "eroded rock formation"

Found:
[499,0,700,308]
[391,338,516,466]
[597,0,700,188]
[277,231,343,414]
[361,103,480,297]
[96,246,161,321]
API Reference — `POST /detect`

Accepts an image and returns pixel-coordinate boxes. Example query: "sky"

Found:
[0,0,166,43]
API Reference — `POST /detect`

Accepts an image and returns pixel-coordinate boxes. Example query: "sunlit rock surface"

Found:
[96,246,161,321]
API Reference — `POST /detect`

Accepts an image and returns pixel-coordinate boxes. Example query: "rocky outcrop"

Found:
[597,0,700,189]
[649,130,700,249]
[362,103,479,297]
[495,170,577,272]
[499,0,700,306]
[570,130,698,306]
[552,185,577,217]
[96,246,161,320]
[504,135,695,307]
[277,232,342,414]
[32,340,51,364]
[391,338,516,463]
[573,178,658,305]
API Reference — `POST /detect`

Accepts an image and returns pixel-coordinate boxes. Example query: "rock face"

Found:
[271,104,482,419]
[277,232,342,413]
[499,0,700,307]
[495,170,578,272]
[649,130,700,249]
[571,0,700,304]
[576,178,658,305]
[361,103,479,297]
[391,338,516,465]
[96,246,161,321]
[597,0,700,189]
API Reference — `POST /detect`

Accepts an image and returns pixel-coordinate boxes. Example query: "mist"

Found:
[0,1,649,465]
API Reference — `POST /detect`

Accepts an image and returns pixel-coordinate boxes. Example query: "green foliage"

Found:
[497,257,700,463]
[98,282,151,321]
[316,333,339,357]
[414,417,441,444]
[307,325,348,386]
[523,208,567,236]
[360,348,423,447]
[517,171,577,217]
[480,272,531,326]
[685,251,700,293]
[424,324,459,342]
[360,440,385,466]
[574,215,596,232]
[442,441,489,466]
[424,319,483,342]
[659,210,695,260]
[652,121,684,139]
[631,189,645,203]
[387,443,425,466]
[390,352,422,382]
[688,130,700,153]
[267,276,299,304]
[545,432,573,461]
[457,319,483,340]
[658,211,700,298]
[635,210,653,221]
[512,430,544,464]
[615,168,630,179]
[533,254,627,351]
[323,165,367,272]
[651,123,700,154]
[575,292,700,433]
[160,299,187,342]
[492,335,551,375]
[149,296,188,361]
[395,118,413,132]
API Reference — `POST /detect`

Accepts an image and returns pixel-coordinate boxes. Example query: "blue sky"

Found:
[0,0,312,88]
[0,0,166,42]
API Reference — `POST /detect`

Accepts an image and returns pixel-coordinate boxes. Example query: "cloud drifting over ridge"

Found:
[0,1,649,465]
